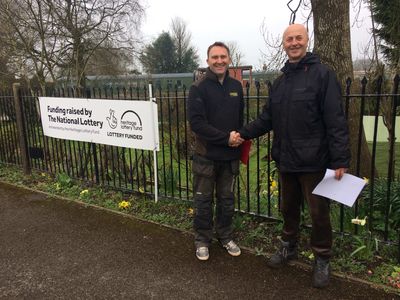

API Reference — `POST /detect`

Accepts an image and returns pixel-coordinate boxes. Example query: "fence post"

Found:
[12,83,31,175]
[86,88,100,184]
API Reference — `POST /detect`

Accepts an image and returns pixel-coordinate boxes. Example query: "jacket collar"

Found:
[206,67,230,84]
[281,52,320,74]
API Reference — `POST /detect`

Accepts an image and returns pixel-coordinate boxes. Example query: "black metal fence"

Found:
[0,75,399,250]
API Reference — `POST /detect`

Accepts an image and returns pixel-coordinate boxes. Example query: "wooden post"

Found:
[12,83,31,175]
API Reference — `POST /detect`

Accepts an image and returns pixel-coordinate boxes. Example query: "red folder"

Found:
[240,140,252,165]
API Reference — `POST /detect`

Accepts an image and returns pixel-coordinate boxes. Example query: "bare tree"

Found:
[85,43,135,76]
[225,41,245,69]
[0,0,144,90]
[259,1,312,72]
[0,0,60,92]
[0,9,14,87]
[46,0,144,89]
[259,20,286,72]
[170,17,199,72]
[0,47,13,88]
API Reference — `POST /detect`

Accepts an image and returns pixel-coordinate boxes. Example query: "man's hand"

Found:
[229,131,244,147]
[335,168,348,180]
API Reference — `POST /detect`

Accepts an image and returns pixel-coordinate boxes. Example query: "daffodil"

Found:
[301,251,314,260]
[118,201,131,209]
[80,189,89,196]
[188,208,194,215]
[139,187,145,194]
[363,177,369,184]
[351,216,367,226]
[270,180,278,190]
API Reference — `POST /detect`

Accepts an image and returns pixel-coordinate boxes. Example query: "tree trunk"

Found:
[311,0,373,177]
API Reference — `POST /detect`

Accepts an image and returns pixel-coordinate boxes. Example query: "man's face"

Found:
[207,46,231,78]
[283,25,309,63]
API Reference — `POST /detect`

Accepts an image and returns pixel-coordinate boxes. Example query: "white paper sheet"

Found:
[312,169,367,207]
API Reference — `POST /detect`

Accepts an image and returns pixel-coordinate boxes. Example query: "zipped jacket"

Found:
[187,68,244,161]
[239,52,350,172]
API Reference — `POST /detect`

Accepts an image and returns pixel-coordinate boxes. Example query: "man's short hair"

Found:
[207,42,230,58]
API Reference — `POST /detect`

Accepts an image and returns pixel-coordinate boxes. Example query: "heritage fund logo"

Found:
[106,109,143,140]
[120,110,143,131]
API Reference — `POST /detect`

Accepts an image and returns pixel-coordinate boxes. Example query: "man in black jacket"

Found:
[187,42,244,261]
[238,24,350,288]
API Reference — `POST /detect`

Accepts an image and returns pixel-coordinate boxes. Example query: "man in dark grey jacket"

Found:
[238,24,350,288]
[187,42,244,261]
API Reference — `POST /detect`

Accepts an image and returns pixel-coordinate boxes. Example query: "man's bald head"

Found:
[282,24,309,63]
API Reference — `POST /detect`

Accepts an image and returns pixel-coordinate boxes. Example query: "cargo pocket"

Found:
[228,160,240,192]
[192,155,214,177]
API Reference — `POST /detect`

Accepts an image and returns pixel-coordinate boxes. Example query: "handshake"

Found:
[228,131,244,147]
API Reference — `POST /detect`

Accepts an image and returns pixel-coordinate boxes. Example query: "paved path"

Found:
[0,182,398,299]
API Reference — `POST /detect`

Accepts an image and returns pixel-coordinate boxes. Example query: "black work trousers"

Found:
[280,171,332,258]
[192,155,239,248]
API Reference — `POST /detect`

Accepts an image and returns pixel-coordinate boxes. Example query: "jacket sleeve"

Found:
[321,69,351,169]
[238,99,272,140]
[187,84,230,146]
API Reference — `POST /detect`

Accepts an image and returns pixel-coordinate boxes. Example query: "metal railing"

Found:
[0,75,399,255]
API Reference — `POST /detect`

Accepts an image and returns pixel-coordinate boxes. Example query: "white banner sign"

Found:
[38,97,159,151]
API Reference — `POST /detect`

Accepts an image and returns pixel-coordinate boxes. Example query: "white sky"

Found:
[141,0,372,70]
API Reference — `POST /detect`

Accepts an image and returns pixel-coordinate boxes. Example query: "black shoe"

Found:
[267,240,298,269]
[312,257,331,288]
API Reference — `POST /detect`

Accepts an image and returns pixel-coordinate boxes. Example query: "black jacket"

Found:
[239,52,350,172]
[187,68,244,161]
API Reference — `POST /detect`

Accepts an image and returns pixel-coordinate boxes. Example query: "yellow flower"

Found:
[363,177,369,184]
[41,173,47,177]
[300,251,314,260]
[270,180,277,190]
[139,187,145,194]
[80,189,89,196]
[351,216,367,226]
[188,208,194,215]
[55,182,61,190]
[118,201,131,209]
[272,190,279,197]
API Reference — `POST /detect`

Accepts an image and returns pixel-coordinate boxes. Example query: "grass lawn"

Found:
[368,142,400,179]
